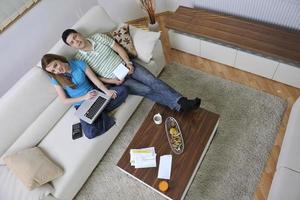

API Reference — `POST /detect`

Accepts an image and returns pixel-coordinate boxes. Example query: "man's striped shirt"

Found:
[74,33,123,79]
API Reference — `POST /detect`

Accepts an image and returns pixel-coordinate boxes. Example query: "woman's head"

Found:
[41,54,70,74]
[41,54,76,88]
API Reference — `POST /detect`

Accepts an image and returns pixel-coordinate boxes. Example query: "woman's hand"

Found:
[105,89,118,99]
[84,90,98,100]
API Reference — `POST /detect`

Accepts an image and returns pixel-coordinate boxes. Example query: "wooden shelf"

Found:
[165,6,300,65]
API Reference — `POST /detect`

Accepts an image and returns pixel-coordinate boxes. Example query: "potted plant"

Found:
[138,0,159,31]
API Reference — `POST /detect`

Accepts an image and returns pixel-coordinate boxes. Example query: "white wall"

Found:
[0,0,97,97]
[97,0,194,21]
[165,0,194,11]
[97,0,168,22]
[194,0,300,31]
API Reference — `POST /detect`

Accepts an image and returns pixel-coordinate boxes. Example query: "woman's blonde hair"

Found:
[41,54,76,88]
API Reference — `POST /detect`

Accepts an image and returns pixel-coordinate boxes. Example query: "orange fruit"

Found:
[158,180,169,192]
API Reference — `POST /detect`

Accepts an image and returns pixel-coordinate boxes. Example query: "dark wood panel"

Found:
[165,6,300,64]
[117,104,220,200]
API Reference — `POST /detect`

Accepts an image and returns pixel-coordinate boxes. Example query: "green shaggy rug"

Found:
[75,63,286,200]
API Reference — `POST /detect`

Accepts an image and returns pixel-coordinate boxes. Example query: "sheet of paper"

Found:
[135,159,157,168]
[130,147,155,155]
[157,155,172,180]
[113,63,129,80]
[130,154,156,166]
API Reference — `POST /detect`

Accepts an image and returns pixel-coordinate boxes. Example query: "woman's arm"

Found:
[85,66,118,98]
[112,43,134,74]
[54,85,96,104]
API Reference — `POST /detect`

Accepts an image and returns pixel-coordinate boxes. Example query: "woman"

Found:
[41,54,128,139]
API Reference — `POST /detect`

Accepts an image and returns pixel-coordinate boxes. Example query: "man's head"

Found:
[61,29,87,50]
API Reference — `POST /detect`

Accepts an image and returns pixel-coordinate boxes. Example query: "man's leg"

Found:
[123,78,175,109]
[130,61,182,110]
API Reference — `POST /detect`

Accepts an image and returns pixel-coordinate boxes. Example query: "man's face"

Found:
[66,33,87,49]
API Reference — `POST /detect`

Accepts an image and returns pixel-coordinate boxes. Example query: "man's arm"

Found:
[99,76,124,85]
[112,43,134,74]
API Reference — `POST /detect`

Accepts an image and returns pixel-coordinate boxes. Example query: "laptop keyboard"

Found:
[84,96,107,119]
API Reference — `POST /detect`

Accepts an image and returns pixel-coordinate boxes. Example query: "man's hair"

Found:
[61,29,78,45]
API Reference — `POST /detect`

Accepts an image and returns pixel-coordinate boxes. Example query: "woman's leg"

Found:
[76,86,127,139]
[104,85,128,112]
[80,112,115,139]
[74,105,116,139]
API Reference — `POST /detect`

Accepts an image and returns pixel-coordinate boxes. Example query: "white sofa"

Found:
[268,96,300,200]
[0,6,165,200]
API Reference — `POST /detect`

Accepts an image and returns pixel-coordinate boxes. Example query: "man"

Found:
[61,29,201,112]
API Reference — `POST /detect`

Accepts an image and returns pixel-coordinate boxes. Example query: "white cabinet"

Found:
[234,51,279,79]
[273,63,300,88]
[167,29,300,88]
[200,40,237,66]
[168,30,201,56]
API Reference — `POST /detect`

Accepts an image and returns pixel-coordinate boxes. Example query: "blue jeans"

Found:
[123,61,182,111]
[79,85,128,139]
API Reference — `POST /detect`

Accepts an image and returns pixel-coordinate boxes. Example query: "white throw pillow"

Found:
[129,25,160,63]
[0,166,53,200]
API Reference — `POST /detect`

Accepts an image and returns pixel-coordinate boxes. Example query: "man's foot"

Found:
[178,97,201,112]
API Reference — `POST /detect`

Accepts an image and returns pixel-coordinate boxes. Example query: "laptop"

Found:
[75,90,111,124]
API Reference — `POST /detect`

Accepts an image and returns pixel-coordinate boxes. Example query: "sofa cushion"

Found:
[72,5,117,36]
[268,167,300,200]
[277,97,300,172]
[37,6,118,68]
[0,67,58,158]
[110,24,137,57]
[3,147,63,190]
[0,166,53,200]
[129,25,160,63]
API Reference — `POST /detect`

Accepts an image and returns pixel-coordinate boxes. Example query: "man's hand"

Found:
[127,63,134,75]
[113,78,124,85]
[105,89,118,99]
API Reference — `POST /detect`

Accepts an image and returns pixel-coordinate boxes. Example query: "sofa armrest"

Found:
[277,97,300,171]
[268,167,300,200]
[151,40,166,70]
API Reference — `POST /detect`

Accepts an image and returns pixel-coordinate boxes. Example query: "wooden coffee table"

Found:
[117,104,220,200]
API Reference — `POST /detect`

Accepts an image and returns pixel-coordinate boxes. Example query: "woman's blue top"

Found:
[50,60,94,106]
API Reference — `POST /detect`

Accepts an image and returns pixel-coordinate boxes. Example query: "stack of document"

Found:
[130,147,156,168]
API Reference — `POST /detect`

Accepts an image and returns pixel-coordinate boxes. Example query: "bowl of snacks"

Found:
[165,117,184,154]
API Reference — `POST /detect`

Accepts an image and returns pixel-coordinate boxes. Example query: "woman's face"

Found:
[46,60,69,74]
